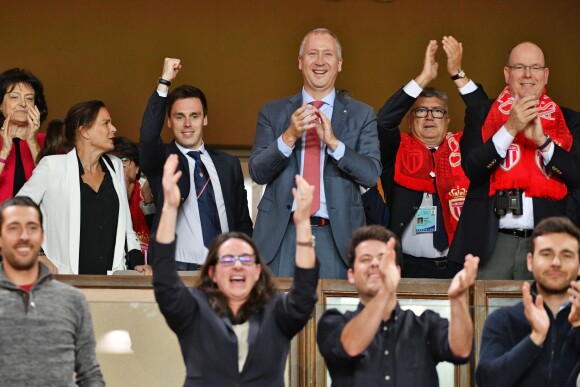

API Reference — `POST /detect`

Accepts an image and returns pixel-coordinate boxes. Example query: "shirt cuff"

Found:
[277,135,294,157]
[458,80,477,95]
[540,141,555,164]
[403,80,423,98]
[492,126,515,158]
[157,90,168,98]
[328,141,345,160]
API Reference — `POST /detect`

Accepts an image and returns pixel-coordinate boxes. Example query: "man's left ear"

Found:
[526,252,534,272]
[203,116,208,126]
[338,59,343,73]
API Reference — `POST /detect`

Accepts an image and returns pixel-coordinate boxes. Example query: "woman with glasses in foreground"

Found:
[152,154,319,386]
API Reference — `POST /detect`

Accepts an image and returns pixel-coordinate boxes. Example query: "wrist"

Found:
[414,73,432,89]
[327,137,339,152]
[450,69,466,81]
[530,331,546,346]
[296,234,315,248]
[158,77,172,87]
[537,133,552,151]
[282,131,297,147]
[162,204,179,214]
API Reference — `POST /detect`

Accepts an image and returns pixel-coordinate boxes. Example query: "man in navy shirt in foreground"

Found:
[476,216,580,387]
[317,225,478,386]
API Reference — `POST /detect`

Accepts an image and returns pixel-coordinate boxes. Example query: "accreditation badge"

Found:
[415,206,437,234]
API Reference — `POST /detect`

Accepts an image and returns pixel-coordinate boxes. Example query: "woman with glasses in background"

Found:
[151,154,319,386]
[0,68,48,203]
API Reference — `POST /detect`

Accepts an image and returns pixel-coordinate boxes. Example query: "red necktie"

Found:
[303,100,325,215]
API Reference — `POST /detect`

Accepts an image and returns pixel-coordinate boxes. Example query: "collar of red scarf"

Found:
[481,87,572,200]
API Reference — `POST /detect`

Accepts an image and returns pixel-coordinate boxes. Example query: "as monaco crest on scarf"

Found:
[401,149,424,175]
[500,144,521,171]
[448,186,467,221]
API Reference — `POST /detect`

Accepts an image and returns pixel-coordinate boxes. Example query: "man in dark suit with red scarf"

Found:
[449,42,580,279]
[378,37,487,278]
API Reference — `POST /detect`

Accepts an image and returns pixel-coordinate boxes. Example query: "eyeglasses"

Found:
[217,255,256,266]
[507,65,546,73]
[120,157,133,167]
[412,107,447,119]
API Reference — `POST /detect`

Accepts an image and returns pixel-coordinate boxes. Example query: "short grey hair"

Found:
[298,28,342,59]
[419,87,449,112]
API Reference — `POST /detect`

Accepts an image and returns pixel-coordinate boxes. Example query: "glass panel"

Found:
[486,297,520,314]
[88,295,294,386]
[90,301,185,387]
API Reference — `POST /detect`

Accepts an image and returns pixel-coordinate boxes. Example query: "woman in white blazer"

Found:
[18,100,151,275]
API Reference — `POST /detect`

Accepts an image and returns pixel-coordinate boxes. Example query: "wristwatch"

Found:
[451,69,466,81]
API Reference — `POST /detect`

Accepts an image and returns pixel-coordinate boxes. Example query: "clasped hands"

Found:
[282,104,339,152]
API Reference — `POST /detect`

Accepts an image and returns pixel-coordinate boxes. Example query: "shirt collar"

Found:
[175,141,206,157]
[301,88,336,108]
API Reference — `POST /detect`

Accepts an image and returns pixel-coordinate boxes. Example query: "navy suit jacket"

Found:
[151,239,319,386]
[139,91,253,238]
[249,92,381,264]
[449,99,580,264]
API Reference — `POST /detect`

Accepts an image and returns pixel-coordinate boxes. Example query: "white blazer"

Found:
[17,149,140,274]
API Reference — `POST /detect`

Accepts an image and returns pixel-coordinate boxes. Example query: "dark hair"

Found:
[0,196,43,231]
[506,41,547,67]
[36,119,69,163]
[347,225,402,269]
[196,232,277,324]
[167,85,208,117]
[0,68,48,126]
[64,100,105,144]
[418,87,449,112]
[531,217,580,256]
[111,136,140,166]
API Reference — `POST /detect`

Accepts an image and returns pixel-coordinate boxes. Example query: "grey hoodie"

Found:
[0,262,105,386]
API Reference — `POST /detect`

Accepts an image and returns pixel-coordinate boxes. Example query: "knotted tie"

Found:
[429,148,449,251]
[303,100,325,215]
[187,151,221,247]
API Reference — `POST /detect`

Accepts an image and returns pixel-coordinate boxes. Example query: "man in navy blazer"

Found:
[140,58,253,270]
[250,28,381,279]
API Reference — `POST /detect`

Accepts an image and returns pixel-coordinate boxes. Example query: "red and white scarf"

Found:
[394,132,469,243]
[481,87,572,200]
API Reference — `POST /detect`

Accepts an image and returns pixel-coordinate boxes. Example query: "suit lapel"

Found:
[331,94,348,142]
[67,150,81,274]
[287,93,303,170]
[168,141,191,203]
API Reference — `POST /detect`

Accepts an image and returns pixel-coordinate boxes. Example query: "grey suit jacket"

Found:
[249,92,381,264]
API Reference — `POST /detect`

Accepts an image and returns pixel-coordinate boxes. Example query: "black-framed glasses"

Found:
[217,255,256,266]
[507,64,545,73]
[412,107,447,119]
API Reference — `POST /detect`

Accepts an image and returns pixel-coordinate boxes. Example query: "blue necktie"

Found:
[187,151,221,247]
[429,148,449,251]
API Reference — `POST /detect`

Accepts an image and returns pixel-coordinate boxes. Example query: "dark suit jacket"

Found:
[377,85,488,241]
[449,100,580,264]
[249,92,381,264]
[151,239,319,387]
[139,91,253,237]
